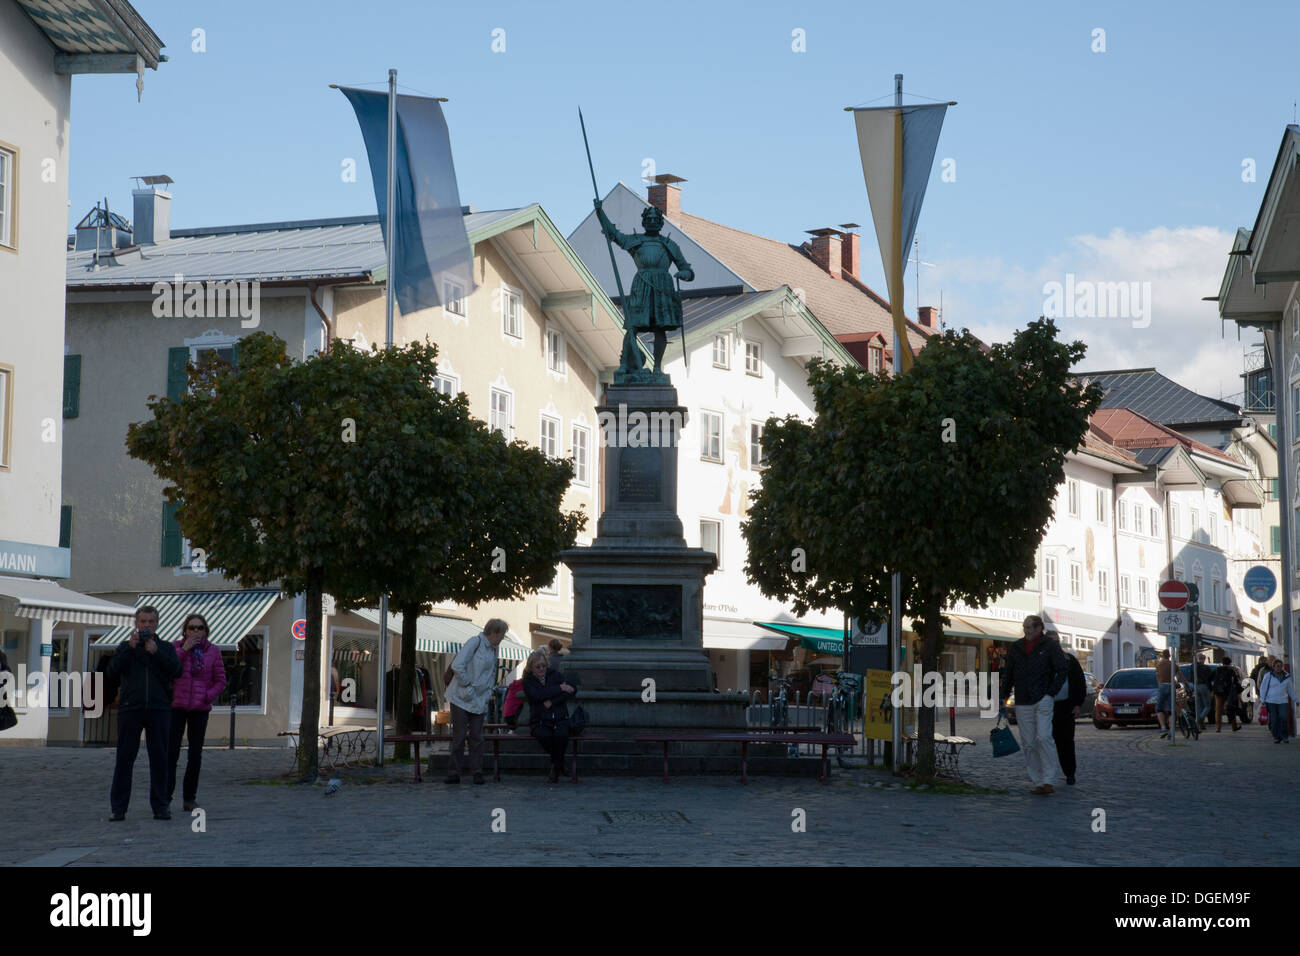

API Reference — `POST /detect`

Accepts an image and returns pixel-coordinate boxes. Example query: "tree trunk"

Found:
[915,600,944,784]
[393,601,419,760]
[298,566,324,782]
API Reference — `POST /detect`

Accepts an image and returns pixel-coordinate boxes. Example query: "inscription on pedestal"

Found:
[617,447,662,504]
[591,584,682,641]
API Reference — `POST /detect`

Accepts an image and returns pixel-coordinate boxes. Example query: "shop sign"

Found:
[0,539,71,579]
[862,669,894,741]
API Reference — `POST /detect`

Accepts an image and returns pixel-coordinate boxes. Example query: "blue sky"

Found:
[67,0,1300,396]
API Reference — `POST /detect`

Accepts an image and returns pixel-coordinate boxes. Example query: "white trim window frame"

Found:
[744,341,762,377]
[1150,507,1159,538]
[749,421,764,469]
[1067,479,1080,518]
[1119,574,1131,607]
[1097,568,1109,604]
[571,423,591,487]
[1044,555,1058,595]
[700,409,723,462]
[443,277,468,322]
[1095,487,1108,525]
[1117,499,1128,531]
[1069,561,1082,600]
[0,364,11,470]
[433,371,461,398]
[712,333,730,370]
[1138,578,1150,608]
[700,518,722,569]
[489,386,513,437]
[500,284,524,343]
[0,142,14,250]
[546,325,567,378]
[539,412,560,459]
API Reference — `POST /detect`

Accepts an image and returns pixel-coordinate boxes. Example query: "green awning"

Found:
[92,589,279,647]
[755,622,844,654]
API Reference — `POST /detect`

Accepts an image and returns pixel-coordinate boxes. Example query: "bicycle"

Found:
[769,675,798,757]
[1174,683,1200,740]
[823,671,861,768]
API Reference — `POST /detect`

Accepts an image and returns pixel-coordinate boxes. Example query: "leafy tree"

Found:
[127,333,584,777]
[742,319,1101,781]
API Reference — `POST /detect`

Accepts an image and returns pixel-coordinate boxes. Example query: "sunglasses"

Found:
[186,625,208,632]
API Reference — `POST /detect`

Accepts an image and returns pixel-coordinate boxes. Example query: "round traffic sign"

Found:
[292,619,307,640]
[1243,566,1277,603]
[1159,580,1189,610]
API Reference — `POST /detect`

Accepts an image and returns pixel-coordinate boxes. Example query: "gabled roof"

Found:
[1080,368,1244,429]
[1078,425,1142,469]
[666,207,930,351]
[17,0,164,70]
[1091,408,1240,465]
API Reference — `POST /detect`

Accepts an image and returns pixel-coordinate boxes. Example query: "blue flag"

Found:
[340,87,475,316]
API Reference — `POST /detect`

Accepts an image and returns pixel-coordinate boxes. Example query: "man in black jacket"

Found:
[107,606,181,820]
[1051,644,1087,785]
[1000,615,1068,794]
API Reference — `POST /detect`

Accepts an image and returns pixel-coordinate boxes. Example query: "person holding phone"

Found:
[107,606,181,820]
[168,613,226,811]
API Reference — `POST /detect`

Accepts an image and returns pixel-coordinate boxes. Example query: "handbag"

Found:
[569,704,587,736]
[0,705,17,732]
[443,634,482,687]
[990,708,1020,757]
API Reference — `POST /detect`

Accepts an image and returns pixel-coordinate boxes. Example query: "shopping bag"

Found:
[990,708,1020,757]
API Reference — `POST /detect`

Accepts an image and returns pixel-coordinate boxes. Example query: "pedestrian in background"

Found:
[1250,656,1272,696]
[1051,643,1087,786]
[167,613,227,811]
[443,619,506,784]
[1000,615,1068,795]
[107,606,181,821]
[1155,649,1175,738]
[523,650,577,783]
[546,638,567,673]
[1259,658,1296,744]
[502,669,526,732]
[1193,654,1213,731]
[1213,656,1242,732]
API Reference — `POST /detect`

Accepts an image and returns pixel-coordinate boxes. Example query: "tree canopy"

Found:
[742,318,1101,779]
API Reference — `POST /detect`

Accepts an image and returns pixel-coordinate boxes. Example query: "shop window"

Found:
[330,634,376,710]
[213,634,265,708]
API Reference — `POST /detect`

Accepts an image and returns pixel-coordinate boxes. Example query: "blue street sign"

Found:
[1244,566,1277,603]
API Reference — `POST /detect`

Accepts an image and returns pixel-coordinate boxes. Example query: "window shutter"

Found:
[1273,526,1282,554]
[1269,423,1277,440]
[62,354,81,419]
[162,501,182,567]
[1271,478,1280,500]
[167,347,189,401]
[59,505,72,549]
[230,339,241,368]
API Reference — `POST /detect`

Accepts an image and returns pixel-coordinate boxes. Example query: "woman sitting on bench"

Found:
[523,651,577,783]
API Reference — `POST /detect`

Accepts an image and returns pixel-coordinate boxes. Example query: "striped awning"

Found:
[91,590,279,647]
[350,607,531,661]
[0,576,135,626]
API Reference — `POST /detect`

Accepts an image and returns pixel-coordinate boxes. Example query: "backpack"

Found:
[1212,666,1235,696]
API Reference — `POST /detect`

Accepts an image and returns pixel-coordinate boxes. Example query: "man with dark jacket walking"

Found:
[1000,615,1068,794]
[107,606,181,820]
[1052,646,1087,785]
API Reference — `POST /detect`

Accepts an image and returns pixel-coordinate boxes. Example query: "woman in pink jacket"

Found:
[167,614,227,811]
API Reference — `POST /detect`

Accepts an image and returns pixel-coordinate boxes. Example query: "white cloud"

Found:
[931,225,1246,399]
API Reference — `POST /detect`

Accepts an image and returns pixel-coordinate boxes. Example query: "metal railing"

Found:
[741,687,872,761]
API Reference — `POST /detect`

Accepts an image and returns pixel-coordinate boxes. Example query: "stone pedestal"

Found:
[559,379,748,733]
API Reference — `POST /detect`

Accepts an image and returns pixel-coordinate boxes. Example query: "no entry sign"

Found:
[1158,580,1189,610]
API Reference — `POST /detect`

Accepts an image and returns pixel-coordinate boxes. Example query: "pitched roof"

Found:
[1080,368,1244,428]
[16,0,164,68]
[1091,408,1240,465]
[1079,425,1142,467]
[666,209,931,352]
[66,208,525,287]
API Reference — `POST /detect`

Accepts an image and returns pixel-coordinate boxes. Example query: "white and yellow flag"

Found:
[851,102,948,371]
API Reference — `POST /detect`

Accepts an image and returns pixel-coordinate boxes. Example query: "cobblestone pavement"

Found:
[2,716,1294,866]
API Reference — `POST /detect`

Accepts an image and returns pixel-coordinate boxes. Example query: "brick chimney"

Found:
[806,228,842,278]
[647,173,686,221]
[918,306,937,328]
[838,223,861,278]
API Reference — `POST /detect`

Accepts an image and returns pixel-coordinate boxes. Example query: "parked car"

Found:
[1004,672,1100,723]
[1092,667,1160,728]
[1179,663,1255,723]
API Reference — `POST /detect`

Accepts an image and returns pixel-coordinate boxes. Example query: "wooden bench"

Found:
[389,730,603,783]
[278,726,375,771]
[903,731,975,778]
[634,732,856,784]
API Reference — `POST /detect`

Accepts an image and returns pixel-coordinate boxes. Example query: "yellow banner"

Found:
[863,669,894,740]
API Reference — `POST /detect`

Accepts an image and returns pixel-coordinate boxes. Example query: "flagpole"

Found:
[890,73,904,775]
[376,66,398,767]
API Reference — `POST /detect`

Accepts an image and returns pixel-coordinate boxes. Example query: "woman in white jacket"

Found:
[1258,659,1297,744]
[444,619,508,783]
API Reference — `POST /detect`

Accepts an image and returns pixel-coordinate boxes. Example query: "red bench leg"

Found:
[741,740,749,785]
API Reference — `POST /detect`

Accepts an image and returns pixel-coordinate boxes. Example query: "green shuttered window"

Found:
[62,354,81,418]
[162,500,182,567]
[167,347,189,401]
[1272,526,1282,555]
[59,505,72,549]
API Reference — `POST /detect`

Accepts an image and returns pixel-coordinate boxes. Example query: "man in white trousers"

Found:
[999,615,1068,794]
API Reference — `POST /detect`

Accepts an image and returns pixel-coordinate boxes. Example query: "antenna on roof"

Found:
[909,236,936,315]
[131,174,174,190]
